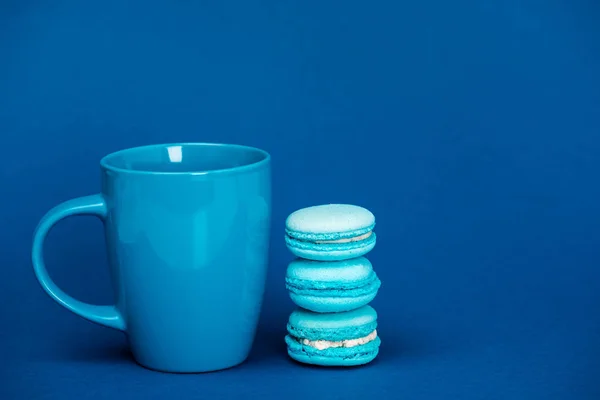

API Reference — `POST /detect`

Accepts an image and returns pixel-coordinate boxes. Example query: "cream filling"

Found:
[300,330,377,351]
[315,231,372,244]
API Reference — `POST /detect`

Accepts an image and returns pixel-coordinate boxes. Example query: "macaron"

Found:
[285,305,381,367]
[285,256,381,313]
[285,204,376,261]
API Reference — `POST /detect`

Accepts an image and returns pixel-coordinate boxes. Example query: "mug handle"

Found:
[31,194,125,331]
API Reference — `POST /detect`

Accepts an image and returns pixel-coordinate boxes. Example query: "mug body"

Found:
[100,143,271,372]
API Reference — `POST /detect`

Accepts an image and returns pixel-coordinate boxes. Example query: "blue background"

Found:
[2,0,600,398]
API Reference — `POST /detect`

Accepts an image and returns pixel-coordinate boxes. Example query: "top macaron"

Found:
[285,204,376,261]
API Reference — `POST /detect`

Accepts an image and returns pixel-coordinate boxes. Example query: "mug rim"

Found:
[100,142,271,176]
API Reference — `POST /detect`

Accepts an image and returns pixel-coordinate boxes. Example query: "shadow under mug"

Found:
[31,143,272,373]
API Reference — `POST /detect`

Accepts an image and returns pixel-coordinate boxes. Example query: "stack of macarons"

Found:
[284,204,381,366]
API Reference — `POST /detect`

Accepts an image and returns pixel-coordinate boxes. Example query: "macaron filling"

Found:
[285,224,374,243]
[315,231,373,244]
[285,231,376,252]
[285,334,381,364]
[298,330,378,351]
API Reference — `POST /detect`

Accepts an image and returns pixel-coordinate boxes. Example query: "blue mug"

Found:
[32,143,271,372]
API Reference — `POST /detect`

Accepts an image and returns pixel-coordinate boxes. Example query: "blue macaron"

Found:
[285,204,376,261]
[285,257,381,313]
[285,305,381,367]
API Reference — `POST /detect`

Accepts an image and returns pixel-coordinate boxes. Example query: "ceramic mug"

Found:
[32,143,271,372]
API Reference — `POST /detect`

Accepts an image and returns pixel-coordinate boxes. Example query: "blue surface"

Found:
[2,0,600,398]
[31,143,271,372]
[286,257,381,312]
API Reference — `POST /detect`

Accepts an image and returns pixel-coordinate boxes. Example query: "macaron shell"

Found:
[289,305,377,327]
[287,320,377,343]
[286,257,374,283]
[287,350,378,367]
[286,272,380,297]
[290,291,378,313]
[287,239,376,261]
[285,204,375,236]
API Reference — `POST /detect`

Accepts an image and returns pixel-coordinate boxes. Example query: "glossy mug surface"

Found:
[31,143,271,372]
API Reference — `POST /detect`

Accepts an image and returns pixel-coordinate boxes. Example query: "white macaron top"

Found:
[285,204,375,234]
